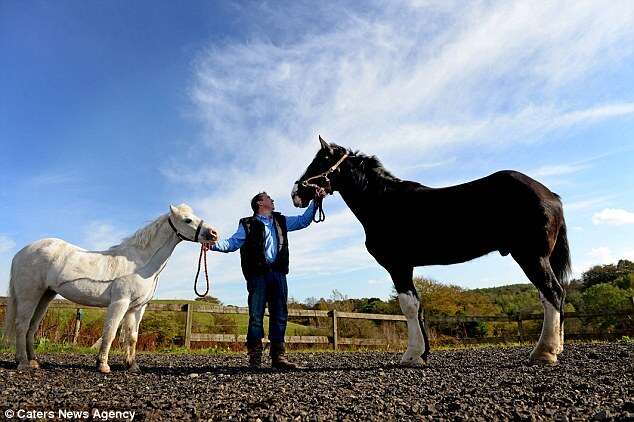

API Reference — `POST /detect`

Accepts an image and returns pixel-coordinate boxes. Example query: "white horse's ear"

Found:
[319,135,333,154]
[169,205,178,215]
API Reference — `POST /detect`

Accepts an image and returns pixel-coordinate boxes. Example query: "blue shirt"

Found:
[212,201,317,263]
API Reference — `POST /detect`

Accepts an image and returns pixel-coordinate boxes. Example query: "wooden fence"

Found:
[0,298,632,349]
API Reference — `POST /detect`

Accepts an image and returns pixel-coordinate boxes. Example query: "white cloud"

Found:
[592,208,634,225]
[0,235,16,254]
[566,196,614,212]
[158,0,634,300]
[25,173,74,188]
[588,246,615,265]
[573,246,634,277]
[528,163,589,178]
[368,278,391,285]
[83,222,128,251]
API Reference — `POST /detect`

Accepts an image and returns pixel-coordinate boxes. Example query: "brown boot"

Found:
[270,341,302,369]
[246,340,263,368]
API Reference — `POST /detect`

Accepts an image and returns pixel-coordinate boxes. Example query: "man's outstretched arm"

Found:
[211,223,247,252]
[285,201,318,232]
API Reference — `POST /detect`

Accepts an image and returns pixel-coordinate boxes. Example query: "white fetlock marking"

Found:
[398,292,425,364]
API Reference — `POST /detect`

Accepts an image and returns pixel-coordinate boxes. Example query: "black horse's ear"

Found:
[319,135,333,154]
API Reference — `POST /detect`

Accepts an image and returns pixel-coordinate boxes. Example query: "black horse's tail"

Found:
[550,222,571,328]
[550,222,572,286]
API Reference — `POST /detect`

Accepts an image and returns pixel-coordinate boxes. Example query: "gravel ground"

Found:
[1,343,633,421]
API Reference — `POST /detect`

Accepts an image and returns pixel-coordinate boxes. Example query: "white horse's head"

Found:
[169,204,219,244]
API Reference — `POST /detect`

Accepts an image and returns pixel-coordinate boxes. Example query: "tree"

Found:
[582,264,619,289]
[579,283,630,314]
[580,259,634,289]
[194,296,222,305]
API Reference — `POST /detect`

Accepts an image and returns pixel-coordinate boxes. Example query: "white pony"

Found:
[3,204,217,373]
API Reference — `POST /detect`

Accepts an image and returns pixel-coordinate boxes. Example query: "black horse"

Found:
[292,136,571,366]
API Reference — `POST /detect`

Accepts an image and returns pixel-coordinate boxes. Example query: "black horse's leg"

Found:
[391,266,428,366]
[512,254,564,364]
[416,291,431,362]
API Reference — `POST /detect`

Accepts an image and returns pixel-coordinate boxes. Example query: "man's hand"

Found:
[315,187,327,199]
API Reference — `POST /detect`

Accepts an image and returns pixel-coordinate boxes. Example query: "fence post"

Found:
[73,308,82,345]
[516,314,524,343]
[331,310,338,350]
[185,304,193,350]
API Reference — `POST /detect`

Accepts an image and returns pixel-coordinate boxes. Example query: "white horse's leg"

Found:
[121,313,133,365]
[15,295,42,370]
[530,292,560,364]
[25,290,57,367]
[123,305,146,372]
[398,291,425,367]
[97,299,130,374]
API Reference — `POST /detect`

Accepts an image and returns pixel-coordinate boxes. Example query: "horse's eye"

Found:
[184,218,193,224]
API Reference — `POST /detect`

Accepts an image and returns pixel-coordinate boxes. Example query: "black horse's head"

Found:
[292,136,350,208]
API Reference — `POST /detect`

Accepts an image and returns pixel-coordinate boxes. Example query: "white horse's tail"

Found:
[2,259,17,345]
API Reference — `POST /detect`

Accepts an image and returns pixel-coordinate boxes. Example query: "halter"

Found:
[167,217,210,297]
[300,152,349,192]
[298,152,349,223]
[168,217,203,243]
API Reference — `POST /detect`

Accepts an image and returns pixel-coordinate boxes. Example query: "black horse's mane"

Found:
[338,146,411,194]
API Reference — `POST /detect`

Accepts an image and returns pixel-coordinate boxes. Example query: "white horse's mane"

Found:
[109,204,193,250]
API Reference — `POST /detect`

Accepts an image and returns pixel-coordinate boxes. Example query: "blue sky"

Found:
[1,1,634,306]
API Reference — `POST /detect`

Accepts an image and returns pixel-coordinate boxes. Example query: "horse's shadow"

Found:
[0,359,16,370]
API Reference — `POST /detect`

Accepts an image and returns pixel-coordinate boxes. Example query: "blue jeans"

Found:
[246,271,288,343]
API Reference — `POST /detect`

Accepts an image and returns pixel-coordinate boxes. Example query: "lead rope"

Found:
[194,243,210,297]
[313,196,326,223]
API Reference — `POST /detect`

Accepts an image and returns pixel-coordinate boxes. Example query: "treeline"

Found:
[293,259,634,316]
[285,260,634,341]
[1,261,631,350]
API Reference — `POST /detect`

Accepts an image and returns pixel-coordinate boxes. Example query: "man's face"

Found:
[258,194,275,214]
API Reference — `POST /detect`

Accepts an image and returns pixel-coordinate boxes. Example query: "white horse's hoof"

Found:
[127,362,141,373]
[17,360,39,370]
[98,363,111,374]
[529,351,558,365]
[400,356,426,367]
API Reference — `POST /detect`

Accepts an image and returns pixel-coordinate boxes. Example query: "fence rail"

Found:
[0,298,632,349]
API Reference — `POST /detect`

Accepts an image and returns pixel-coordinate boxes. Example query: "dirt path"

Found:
[1,343,633,421]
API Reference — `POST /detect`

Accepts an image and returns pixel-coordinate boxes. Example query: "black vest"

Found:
[239,212,289,279]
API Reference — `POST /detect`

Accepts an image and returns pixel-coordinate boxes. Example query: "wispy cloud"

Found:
[83,222,128,250]
[528,163,590,179]
[587,246,615,265]
[566,196,614,212]
[0,235,16,254]
[160,0,634,300]
[573,246,634,276]
[25,173,75,188]
[368,278,391,285]
[592,208,634,225]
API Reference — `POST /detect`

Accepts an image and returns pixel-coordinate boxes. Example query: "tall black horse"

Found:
[292,136,571,366]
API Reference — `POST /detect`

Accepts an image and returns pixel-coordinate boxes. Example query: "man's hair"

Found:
[250,192,268,213]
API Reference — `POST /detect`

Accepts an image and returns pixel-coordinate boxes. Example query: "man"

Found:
[211,190,326,369]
